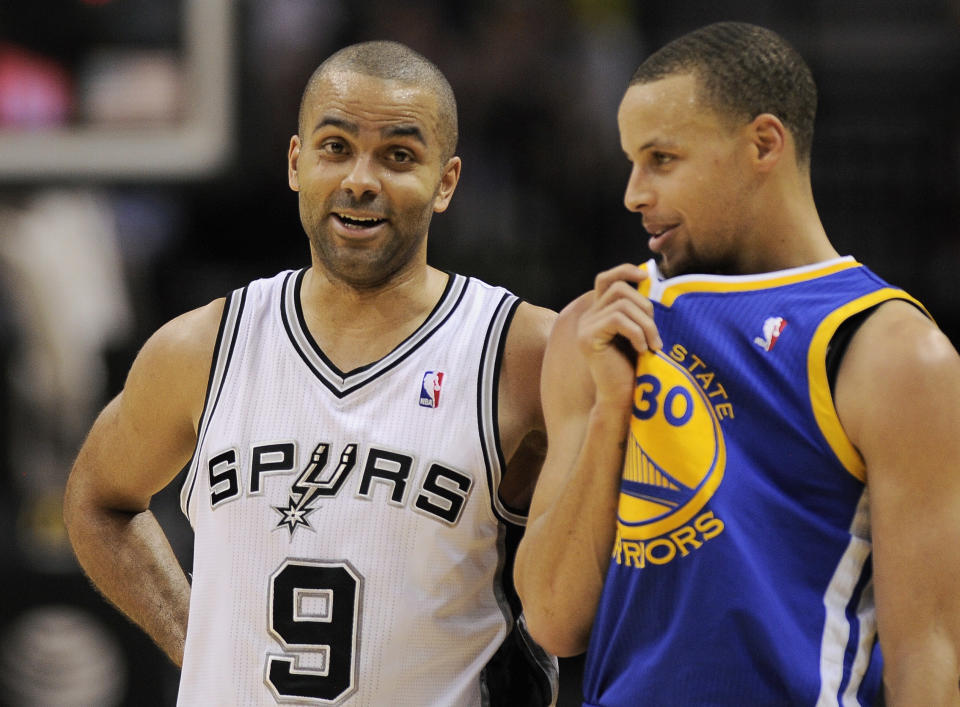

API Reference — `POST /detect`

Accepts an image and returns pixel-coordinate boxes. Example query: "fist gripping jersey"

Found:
[583,257,923,706]
[178,270,557,706]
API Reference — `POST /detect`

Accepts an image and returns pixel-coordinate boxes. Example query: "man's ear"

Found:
[288,135,302,191]
[749,113,787,172]
[433,156,462,213]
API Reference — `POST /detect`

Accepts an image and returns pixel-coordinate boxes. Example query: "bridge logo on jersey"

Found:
[617,350,727,543]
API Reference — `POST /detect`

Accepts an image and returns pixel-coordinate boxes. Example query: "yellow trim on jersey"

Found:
[807,289,928,482]
[637,262,653,298]
[657,259,860,307]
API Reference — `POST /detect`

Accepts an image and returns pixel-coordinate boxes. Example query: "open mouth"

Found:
[647,224,678,239]
[645,223,679,253]
[334,213,387,229]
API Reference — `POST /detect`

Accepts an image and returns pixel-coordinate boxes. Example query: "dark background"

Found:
[0,1,957,704]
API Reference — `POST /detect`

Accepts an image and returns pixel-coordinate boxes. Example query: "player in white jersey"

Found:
[64,41,558,706]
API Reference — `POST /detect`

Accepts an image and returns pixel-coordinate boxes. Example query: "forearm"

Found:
[65,501,190,666]
[516,402,630,656]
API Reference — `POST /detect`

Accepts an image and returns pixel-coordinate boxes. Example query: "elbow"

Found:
[522,609,589,658]
[61,478,90,570]
[62,472,83,536]
[515,557,591,658]
[62,466,103,544]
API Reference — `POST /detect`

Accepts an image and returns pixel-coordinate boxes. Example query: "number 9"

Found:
[266,560,363,703]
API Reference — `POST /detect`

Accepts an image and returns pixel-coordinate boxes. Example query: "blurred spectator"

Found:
[0,43,72,127]
[0,190,133,567]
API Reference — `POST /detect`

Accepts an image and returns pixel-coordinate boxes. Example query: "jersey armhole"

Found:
[809,289,927,482]
[477,293,527,526]
[179,286,248,522]
[825,305,881,395]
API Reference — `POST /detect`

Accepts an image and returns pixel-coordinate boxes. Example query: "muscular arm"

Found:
[63,299,224,666]
[835,300,960,704]
[514,265,660,656]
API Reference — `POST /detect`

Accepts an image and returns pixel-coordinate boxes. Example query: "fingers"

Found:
[579,295,661,357]
[581,264,661,355]
[594,280,654,319]
[593,263,649,300]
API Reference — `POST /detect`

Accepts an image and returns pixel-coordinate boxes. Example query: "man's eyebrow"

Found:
[639,138,679,152]
[312,116,358,135]
[382,124,426,145]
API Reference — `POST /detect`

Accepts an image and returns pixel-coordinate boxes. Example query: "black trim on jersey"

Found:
[478,297,558,702]
[481,522,558,706]
[481,621,558,706]
[825,304,881,395]
[279,269,469,398]
[492,298,528,519]
[180,286,248,518]
[825,298,928,397]
[477,295,527,526]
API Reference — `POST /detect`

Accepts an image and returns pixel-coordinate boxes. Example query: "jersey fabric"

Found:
[583,257,924,707]
[177,269,557,707]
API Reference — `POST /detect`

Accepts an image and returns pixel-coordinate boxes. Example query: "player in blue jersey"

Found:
[515,21,960,705]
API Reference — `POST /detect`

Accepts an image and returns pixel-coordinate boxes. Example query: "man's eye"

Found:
[653,152,674,165]
[321,140,347,155]
[390,149,414,163]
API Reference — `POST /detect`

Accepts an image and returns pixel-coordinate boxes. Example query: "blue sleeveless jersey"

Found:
[583,257,924,707]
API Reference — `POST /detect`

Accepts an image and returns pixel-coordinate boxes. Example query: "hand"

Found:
[577,264,661,410]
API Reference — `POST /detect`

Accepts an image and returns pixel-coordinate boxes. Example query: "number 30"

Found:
[633,374,694,427]
[266,560,363,704]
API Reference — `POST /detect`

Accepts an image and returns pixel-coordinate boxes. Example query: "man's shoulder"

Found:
[545,292,593,348]
[446,271,557,342]
[451,271,515,299]
[141,297,228,373]
[510,301,557,338]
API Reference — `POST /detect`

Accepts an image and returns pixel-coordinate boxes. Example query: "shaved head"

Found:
[298,41,458,161]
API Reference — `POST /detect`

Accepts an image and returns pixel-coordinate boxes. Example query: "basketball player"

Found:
[63,41,558,705]
[515,22,960,705]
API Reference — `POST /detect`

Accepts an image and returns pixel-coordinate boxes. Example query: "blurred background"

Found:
[0,0,957,704]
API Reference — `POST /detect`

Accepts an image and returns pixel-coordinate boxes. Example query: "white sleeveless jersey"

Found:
[177,270,557,707]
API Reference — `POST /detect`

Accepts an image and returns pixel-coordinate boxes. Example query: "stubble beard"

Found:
[305,205,434,291]
[658,250,739,279]
[656,224,742,279]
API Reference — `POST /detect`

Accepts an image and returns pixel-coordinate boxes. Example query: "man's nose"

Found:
[341,155,381,198]
[624,164,654,212]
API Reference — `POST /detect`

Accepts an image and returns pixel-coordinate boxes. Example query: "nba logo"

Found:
[419,371,444,408]
[754,316,787,351]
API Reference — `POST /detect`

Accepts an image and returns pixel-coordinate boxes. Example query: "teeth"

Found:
[338,213,381,223]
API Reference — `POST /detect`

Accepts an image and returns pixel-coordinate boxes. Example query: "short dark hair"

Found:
[631,22,817,166]
[298,41,458,161]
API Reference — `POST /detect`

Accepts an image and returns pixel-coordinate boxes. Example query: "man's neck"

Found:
[298,264,449,372]
[740,178,840,274]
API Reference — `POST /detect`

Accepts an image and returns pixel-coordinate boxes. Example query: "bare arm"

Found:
[63,299,224,666]
[835,300,960,704]
[497,301,557,510]
[514,265,660,656]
